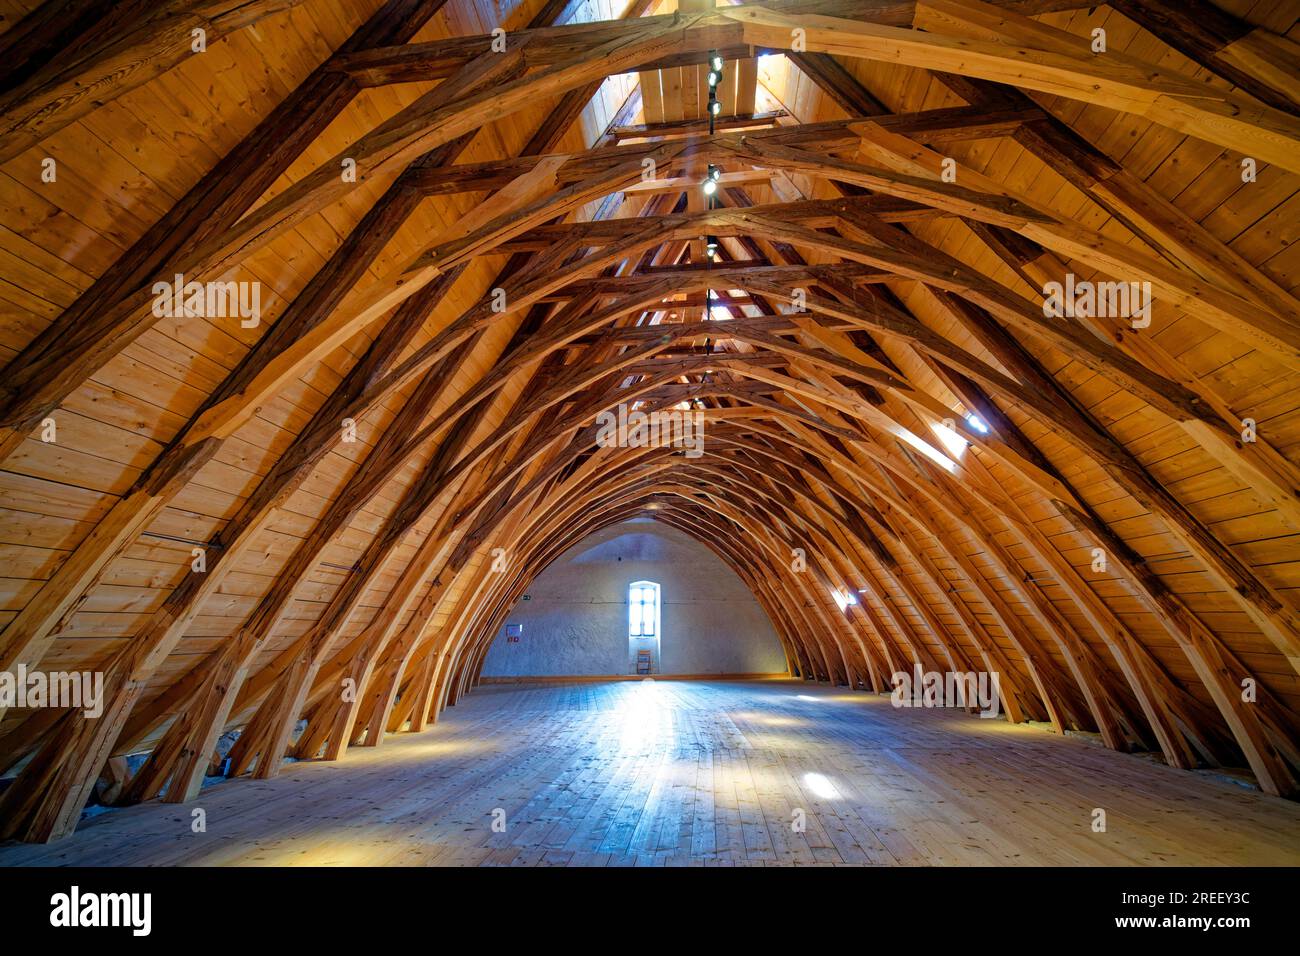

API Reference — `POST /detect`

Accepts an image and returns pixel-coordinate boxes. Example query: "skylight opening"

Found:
[897,427,957,473]
[932,420,968,460]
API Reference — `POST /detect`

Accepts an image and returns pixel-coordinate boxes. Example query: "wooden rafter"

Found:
[0,0,1297,847]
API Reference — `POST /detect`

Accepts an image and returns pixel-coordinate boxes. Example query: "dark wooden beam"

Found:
[0,0,309,161]
[0,0,453,459]
[1108,0,1300,115]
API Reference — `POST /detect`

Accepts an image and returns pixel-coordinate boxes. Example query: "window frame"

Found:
[628,580,660,639]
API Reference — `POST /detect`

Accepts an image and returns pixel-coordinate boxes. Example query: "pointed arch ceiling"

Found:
[0,0,1298,843]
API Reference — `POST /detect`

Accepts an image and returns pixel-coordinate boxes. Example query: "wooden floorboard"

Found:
[2,679,1298,867]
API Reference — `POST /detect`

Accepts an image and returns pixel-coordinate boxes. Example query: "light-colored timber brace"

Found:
[0,0,1298,843]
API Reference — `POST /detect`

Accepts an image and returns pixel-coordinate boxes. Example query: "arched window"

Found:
[628,581,659,638]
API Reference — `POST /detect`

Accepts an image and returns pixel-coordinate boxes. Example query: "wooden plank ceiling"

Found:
[0,0,1297,843]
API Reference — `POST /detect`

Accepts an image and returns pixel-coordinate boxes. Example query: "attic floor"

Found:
[2,679,1298,866]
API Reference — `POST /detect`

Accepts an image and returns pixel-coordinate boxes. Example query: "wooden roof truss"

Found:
[0,0,1298,842]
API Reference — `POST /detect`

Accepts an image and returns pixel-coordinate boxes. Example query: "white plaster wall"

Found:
[481,518,787,677]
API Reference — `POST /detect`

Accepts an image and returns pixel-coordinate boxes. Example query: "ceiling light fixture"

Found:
[702,164,721,197]
[706,52,724,134]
